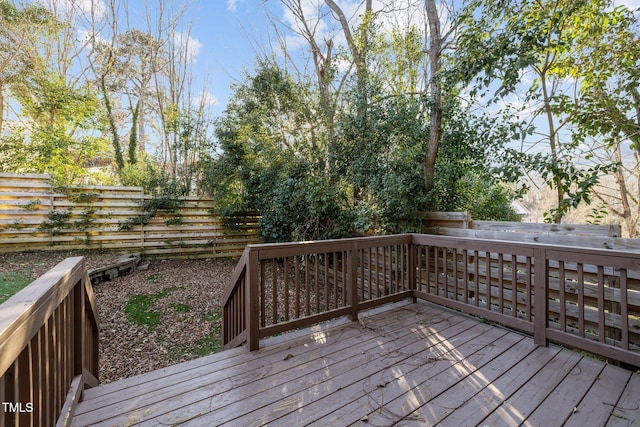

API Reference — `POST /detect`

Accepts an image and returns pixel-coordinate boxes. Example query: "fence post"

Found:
[246,248,260,351]
[49,189,55,245]
[533,247,548,347]
[140,188,145,251]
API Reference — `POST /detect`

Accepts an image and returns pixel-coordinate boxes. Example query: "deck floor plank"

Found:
[564,363,632,427]
[606,371,640,426]
[413,334,536,425]
[78,300,411,407]
[72,301,637,426]
[525,355,605,425]
[479,349,584,426]
[153,308,478,426]
[76,302,453,426]
[436,344,562,426]
[341,330,528,427]
[210,319,488,427]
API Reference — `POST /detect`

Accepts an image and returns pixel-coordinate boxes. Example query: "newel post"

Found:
[533,247,549,347]
[246,248,260,351]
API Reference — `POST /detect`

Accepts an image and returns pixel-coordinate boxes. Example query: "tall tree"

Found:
[0,0,108,185]
[0,1,56,132]
[563,4,640,236]
[325,0,372,114]
[453,0,625,222]
[424,0,442,194]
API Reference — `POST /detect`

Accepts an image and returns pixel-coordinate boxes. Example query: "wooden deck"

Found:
[73,300,640,426]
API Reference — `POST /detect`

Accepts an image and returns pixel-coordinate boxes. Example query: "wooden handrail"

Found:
[222,248,249,349]
[0,257,99,426]
[223,235,414,350]
[411,233,640,367]
[223,233,640,367]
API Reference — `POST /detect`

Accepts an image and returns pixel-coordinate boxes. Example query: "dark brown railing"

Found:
[0,257,99,427]
[223,235,414,351]
[223,234,640,367]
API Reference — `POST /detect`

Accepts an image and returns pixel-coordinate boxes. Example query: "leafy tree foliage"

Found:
[0,1,108,185]
[0,74,107,184]
[205,46,522,242]
[452,0,634,222]
[203,60,349,242]
[332,89,430,233]
[429,102,523,221]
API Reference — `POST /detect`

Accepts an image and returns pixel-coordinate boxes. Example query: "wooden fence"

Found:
[223,234,640,368]
[422,212,640,251]
[0,173,260,258]
[0,257,98,427]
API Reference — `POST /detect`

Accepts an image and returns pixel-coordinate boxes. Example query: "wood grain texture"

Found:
[72,301,636,427]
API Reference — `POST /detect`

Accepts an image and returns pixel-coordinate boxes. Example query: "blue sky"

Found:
[181,0,273,115]
[163,0,640,117]
[31,0,640,122]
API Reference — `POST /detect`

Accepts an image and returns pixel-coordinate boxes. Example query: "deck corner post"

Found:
[246,248,260,351]
[533,247,549,347]
[347,247,358,321]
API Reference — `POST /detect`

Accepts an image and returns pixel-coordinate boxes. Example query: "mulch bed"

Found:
[0,251,236,384]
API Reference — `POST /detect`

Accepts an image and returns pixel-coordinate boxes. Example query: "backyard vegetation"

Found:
[1,0,638,240]
[0,271,30,304]
[97,259,234,382]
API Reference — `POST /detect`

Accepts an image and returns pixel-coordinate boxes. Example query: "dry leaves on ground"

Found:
[0,251,236,384]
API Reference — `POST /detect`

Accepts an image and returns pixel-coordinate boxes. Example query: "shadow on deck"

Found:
[73,300,640,426]
[3,233,640,425]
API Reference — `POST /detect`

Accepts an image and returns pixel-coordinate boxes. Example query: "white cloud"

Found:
[616,0,640,10]
[45,0,107,20]
[193,90,218,107]
[227,0,244,13]
[173,32,203,64]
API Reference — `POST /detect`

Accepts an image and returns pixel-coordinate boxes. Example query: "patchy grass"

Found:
[0,272,32,304]
[124,286,182,328]
[193,334,223,356]
[195,309,223,356]
[172,303,191,313]
[167,309,223,361]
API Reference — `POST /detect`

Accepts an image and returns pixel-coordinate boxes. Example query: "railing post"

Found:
[408,240,417,302]
[533,247,548,347]
[73,274,86,380]
[246,248,260,351]
[347,246,358,321]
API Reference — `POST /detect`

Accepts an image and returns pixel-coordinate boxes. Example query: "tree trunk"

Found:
[138,95,146,154]
[613,144,635,237]
[0,81,4,133]
[100,77,124,174]
[424,0,442,194]
[325,0,371,113]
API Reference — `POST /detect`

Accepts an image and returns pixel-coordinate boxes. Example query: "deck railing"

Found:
[223,234,640,367]
[223,235,414,351]
[0,257,99,427]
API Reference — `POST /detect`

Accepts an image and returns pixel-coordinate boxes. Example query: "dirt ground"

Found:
[0,251,237,384]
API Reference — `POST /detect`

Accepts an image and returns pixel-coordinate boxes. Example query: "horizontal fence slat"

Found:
[0,173,260,258]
